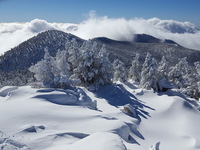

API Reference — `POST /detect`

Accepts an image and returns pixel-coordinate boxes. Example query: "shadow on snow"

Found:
[33,87,96,109]
[95,83,155,121]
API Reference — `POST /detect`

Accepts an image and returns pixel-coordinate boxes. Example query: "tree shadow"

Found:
[94,83,156,144]
[158,89,200,111]
[33,88,96,109]
[95,83,155,121]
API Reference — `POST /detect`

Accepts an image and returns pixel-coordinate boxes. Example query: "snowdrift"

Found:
[0,83,199,150]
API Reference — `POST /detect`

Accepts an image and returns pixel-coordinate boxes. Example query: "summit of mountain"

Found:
[0,30,200,73]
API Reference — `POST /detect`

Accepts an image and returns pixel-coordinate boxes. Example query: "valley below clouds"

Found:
[0,14,200,54]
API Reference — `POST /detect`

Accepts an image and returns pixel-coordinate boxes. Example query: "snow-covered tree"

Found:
[140,53,152,89]
[59,71,70,88]
[194,61,200,77]
[183,72,199,99]
[168,57,200,99]
[169,57,188,89]
[148,58,159,91]
[98,44,113,85]
[191,62,200,99]
[113,59,127,82]
[29,47,71,88]
[128,53,140,82]
[157,56,170,91]
[53,49,71,88]
[29,48,54,87]
[185,61,200,99]
[68,38,81,72]
[140,53,159,91]
[70,41,112,91]
[158,56,168,79]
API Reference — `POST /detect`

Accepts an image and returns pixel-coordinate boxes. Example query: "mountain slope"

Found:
[94,36,200,66]
[0,30,200,73]
[0,30,84,72]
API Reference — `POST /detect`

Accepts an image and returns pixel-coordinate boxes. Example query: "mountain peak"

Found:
[133,34,177,45]
[0,30,199,74]
[133,34,161,43]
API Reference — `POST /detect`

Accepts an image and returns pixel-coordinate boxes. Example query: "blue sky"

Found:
[0,0,199,26]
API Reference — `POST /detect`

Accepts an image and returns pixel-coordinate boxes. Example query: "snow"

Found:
[67,132,127,150]
[0,86,18,97]
[130,89,200,150]
[0,83,200,150]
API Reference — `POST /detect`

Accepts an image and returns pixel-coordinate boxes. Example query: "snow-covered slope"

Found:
[0,83,200,150]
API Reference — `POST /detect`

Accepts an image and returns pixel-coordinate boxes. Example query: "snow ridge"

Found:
[0,82,200,150]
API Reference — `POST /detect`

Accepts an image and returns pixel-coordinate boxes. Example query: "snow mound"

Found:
[67,132,127,150]
[0,84,199,150]
[0,86,18,97]
[0,131,29,150]
[21,125,45,133]
[149,142,160,150]
[34,90,78,105]
[33,88,96,109]
[95,84,152,120]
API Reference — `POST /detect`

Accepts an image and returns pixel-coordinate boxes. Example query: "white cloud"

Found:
[71,14,200,50]
[147,17,199,34]
[25,19,55,33]
[0,19,75,54]
[0,14,200,54]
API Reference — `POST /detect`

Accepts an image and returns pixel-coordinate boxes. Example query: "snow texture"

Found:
[0,83,200,150]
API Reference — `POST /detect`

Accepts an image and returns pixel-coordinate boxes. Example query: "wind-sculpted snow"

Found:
[67,132,127,150]
[0,84,199,150]
[0,15,200,54]
[0,131,29,150]
[33,88,97,109]
[0,86,18,97]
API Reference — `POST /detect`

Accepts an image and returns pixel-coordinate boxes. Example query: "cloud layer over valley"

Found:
[0,14,200,54]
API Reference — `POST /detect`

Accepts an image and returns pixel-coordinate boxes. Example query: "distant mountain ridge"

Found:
[93,35,200,66]
[0,30,200,73]
[133,34,177,44]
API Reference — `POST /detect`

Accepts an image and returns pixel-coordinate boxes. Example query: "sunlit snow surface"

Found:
[0,83,200,150]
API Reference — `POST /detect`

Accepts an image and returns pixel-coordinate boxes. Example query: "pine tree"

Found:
[157,56,170,91]
[169,57,188,89]
[113,59,127,82]
[158,56,168,79]
[140,53,151,89]
[195,62,200,99]
[29,48,54,87]
[188,61,200,99]
[53,49,70,88]
[128,53,140,83]
[148,58,159,91]
[140,53,159,91]
[194,61,200,76]
[70,41,112,91]
[98,44,113,85]
[68,38,81,72]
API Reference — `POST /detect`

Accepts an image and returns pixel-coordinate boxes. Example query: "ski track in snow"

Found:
[0,83,200,150]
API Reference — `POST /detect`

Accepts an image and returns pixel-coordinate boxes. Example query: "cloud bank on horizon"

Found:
[0,14,200,54]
